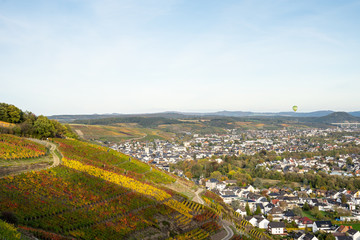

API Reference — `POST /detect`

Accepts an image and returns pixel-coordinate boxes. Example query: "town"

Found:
[112,127,360,177]
[112,127,360,239]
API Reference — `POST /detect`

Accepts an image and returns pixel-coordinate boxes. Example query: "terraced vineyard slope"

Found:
[0,137,223,239]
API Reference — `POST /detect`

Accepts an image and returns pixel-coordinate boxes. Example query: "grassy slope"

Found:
[0,137,222,240]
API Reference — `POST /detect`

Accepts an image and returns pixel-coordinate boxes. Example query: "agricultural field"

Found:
[0,134,52,177]
[158,122,227,135]
[232,121,293,130]
[0,120,16,129]
[53,138,176,184]
[0,137,223,239]
[0,134,47,160]
[69,123,175,143]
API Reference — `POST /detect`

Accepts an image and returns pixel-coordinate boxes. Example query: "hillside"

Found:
[0,103,77,139]
[317,111,360,123]
[301,112,360,124]
[48,110,360,122]
[73,116,183,128]
[69,123,176,143]
[0,137,233,240]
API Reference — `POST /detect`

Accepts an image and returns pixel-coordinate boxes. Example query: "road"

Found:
[190,188,234,240]
[221,222,234,240]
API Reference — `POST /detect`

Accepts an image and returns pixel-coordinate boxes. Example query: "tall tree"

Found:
[34,115,55,138]
[245,202,251,216]
[254,205,261,215]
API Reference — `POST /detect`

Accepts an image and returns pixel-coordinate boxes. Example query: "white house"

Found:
[245,215,269,229]
[258,218,270,229]
[220,192,238,204]
[206,178,218,190]
[245,185,258,193]
[246,216,258,227]
[268,222,286,235]
[347,229,360,240]
[312,221,336,233]
[216,183,226,191]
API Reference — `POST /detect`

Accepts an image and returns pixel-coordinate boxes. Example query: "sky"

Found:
[1,0,360,115]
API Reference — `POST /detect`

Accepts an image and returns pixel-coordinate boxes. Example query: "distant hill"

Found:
[349,111,360,117]
[49,110,360,123]
[314,112,360,124]
[276,110,335,117]
[49,113,124,122]
[298,112,360,124]
[203,110,335,117]
[73,116,183,128]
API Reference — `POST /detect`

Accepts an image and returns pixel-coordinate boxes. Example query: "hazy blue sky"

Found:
[1,0,360,115]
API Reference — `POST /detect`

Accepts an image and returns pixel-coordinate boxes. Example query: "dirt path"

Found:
[0,139,61,178]
[75,129,84,138]
[192,188,205,205]
[29,139,61,168]
[128,133,147,141]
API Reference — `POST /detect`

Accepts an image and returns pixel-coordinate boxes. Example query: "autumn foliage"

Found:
[0,134,46,160]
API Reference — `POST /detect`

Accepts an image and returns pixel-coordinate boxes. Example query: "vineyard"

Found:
[0,219,21,240]
[0,137,224,239]
[0,134,47,160]
[53,138,175,184]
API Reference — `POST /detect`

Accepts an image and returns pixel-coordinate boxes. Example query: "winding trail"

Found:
[0,139,61,178]
[192,187,205,205]
[29,139,61,168]
[128,133,147,141]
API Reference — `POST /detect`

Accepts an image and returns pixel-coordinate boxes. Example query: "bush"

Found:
[0,211,18,225]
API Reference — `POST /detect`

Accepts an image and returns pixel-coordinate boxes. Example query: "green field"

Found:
[301,210,317,220]
[341,223,360,231]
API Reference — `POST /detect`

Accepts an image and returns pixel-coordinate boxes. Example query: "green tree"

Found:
[7,105,22,123]
[324,233,335,240]
[341,194,347,204]
[33,115,55,138]
[50,120,67,137]
[231,200,241,210]
[303,202,310,211]
[0,103,23,123]
[210,171,222,181]
[190,164,203,178]
[185,171,193,179]
[254,205,261,215]
[253,178,262,188]
[293,207,303,217]
[245,202,251,216]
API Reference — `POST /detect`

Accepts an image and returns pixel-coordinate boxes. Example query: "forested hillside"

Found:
[0,103,76,139]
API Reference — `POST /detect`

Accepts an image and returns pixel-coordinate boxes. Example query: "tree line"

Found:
[0,103,77,139]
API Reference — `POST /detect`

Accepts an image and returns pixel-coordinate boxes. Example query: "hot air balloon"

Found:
[292,105,298,112]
